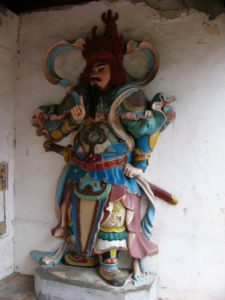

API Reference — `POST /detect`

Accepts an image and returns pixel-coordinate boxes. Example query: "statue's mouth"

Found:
[90,77,101,82]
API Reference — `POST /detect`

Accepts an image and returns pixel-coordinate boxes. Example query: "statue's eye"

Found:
[97,66,105,72]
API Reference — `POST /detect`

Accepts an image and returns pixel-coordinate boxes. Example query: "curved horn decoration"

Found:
[43,38,85,86]
[125,40,160,87]
[43,38,159,89]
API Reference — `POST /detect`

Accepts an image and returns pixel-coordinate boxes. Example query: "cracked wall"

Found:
[0,6,18,279]
[123,0,225,19]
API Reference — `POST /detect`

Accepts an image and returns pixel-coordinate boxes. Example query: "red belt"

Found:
[71,155,127,171]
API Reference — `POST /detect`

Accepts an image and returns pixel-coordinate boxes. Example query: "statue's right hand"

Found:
[124,163,144,178]
[43,140,53,152]
[70,96,86,122]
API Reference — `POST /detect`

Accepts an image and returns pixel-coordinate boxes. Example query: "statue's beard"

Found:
[87,84,102,119]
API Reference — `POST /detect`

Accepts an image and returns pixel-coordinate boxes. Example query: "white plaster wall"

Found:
[0,7,18,279]
[14,1,225,299]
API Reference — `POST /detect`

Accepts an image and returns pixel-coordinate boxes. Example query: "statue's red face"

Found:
[89,62,111,90]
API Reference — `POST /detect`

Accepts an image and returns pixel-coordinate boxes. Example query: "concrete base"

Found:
[35,265,159,300]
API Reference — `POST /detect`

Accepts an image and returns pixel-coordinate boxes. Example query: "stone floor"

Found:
[0,273,35,300]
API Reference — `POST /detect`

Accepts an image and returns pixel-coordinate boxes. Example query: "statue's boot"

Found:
[99,251,127,287]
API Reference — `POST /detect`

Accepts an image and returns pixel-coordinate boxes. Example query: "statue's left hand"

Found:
[43,140,66,156]
[124,163,144,178]
[43,140,54,152]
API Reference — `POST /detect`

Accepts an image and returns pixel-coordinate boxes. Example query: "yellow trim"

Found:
[134,157,149,162]
[149,131,160,149]
[133,148,151,162]
[51,130,63,141]
[112,201,122,212]
[110,249,117,257]
[123,99,145,112]
[61,122,71,134]
[63,148,71,162]
[171,196,179,205]
[64,253,98,267]
[100,226,126,233]
[67,220,72,227]
[61,119,77,134]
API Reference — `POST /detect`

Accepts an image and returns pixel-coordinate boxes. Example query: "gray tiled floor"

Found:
[0,273,35,300]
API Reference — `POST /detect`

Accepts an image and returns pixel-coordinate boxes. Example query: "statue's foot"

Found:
[51,226,66,238]
[132,258,151,285]
[99,259,127,287]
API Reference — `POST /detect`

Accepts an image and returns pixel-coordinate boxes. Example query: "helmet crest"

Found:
[80,10,127,87]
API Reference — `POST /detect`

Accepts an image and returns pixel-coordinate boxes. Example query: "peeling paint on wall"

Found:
[203,22,221,35]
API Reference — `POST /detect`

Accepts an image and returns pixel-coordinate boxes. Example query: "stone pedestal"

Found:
[35,265,159,300]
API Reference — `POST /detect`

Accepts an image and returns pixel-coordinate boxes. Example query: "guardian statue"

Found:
[32,10,177,286]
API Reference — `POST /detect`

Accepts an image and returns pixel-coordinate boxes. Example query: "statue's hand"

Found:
[31,109,50,138]
[124,163,144,178]
[70,96,86,122]
[43,140,66,156]
[43,140,53,152]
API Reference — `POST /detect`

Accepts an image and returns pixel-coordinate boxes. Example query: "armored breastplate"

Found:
[75,119,120,154]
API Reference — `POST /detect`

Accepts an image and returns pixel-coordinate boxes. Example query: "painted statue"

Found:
[31,10,177,286]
